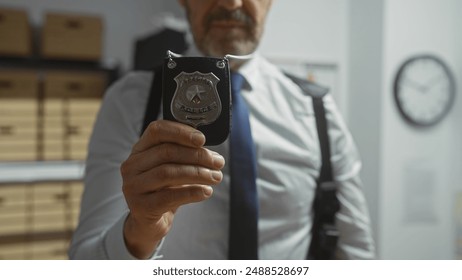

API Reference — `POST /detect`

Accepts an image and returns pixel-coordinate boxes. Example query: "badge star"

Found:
[187,85,206,104]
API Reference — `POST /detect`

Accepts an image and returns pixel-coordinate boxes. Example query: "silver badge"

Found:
[171,71,222,128]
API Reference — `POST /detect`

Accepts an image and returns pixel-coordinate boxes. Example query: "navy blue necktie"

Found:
[228,72,259,260]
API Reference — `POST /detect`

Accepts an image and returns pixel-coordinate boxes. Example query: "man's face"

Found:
[179,0,273,57]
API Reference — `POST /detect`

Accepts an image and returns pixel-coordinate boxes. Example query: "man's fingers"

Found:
[124,144,225,176]
[133,120,205,153]
[128,164,223,193]
[131,185,214,219]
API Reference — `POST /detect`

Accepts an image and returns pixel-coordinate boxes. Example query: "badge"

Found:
[171,71,221,128]
[162,51,231,146]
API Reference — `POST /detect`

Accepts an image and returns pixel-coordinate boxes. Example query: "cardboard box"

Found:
[44,71,107,98]
[29,239,69,260]
[0,243,27,260]
[0,70,38,98]
[0,185,28,235]
[0,128,38,161]
[42,71,105,160]
[41,12,103,61]
[0,7,32,57]
[0,70,38,161]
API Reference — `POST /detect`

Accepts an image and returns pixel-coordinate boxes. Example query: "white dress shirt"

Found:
[68,53,376,260]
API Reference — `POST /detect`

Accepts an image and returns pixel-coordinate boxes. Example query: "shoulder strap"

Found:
[285,73,340,260]
[284,73,332,181]
[141,65,163,136]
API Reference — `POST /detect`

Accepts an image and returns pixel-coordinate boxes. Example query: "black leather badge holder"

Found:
[162,53,231,146]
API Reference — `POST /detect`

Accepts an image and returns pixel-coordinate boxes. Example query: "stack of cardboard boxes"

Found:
[0,7,108,162]
[0,7,111,259]
[0,182,83,259]
[0,70,38,161]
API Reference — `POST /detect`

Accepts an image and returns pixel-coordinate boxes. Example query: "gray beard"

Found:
[198,30,260,58]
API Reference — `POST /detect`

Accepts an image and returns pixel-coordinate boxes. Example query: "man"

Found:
[69,0,375,259]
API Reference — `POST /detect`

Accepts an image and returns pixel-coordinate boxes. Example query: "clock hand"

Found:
[402,77,426,92]
[428,74,444,84]
[422,75,446,92]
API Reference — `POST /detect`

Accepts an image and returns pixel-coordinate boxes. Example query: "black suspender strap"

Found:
[141,66,163,135]
[312,96,333,182]
[307,96,340,260]
[285,74,340,260]
[142,69,340,259]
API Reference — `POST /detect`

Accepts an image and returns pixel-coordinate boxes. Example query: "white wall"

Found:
[0,0,182,71]
[259,0,350,118]
[454,0,462,189]
[380,0,460,260]
[350,0,461,259]
[260,0,348,63]
[348,0,384,256]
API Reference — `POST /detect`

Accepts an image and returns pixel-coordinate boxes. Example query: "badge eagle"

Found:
[171,71,222,127]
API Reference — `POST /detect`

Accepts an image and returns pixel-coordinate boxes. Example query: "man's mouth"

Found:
[210,20,247,29]
[205,8,254,31]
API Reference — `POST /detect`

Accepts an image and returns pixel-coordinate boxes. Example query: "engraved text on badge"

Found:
[171,71,222,127]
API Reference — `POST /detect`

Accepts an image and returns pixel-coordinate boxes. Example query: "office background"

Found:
[0,0,461,259]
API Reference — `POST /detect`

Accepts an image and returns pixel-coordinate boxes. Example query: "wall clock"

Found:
[393,54,456,127]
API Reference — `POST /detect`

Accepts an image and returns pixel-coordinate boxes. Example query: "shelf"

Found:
[0,56,120,84]
[0,230,73,245]
[0,161,84,184]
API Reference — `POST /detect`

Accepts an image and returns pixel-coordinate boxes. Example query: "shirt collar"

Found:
[236,53,261,92]
[184,45,260,92]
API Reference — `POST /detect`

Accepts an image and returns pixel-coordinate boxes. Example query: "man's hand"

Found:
[120,120,225,259]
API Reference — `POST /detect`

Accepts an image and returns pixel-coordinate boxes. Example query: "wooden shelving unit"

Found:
[0,56,118,259]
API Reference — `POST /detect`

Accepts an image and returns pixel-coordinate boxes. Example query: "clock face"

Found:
[393,55,456,127]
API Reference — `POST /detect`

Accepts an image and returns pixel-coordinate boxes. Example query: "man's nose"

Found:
[217,0,244,10]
